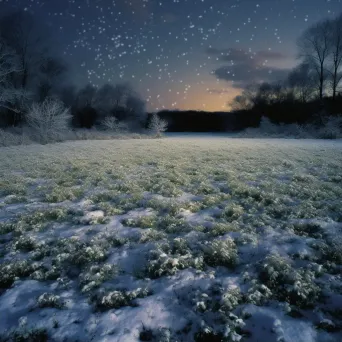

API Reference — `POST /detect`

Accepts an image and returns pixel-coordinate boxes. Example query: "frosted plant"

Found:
[220,287,242,312]
[37,293,64,309]
[26,97,71,144]
[93,287,151,310]
[202,237,238,268]
[148,113,168,137]
[79,263,118,293]
[102,116,129,132]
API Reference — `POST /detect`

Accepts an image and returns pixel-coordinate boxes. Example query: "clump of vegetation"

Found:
[246,283,273,306]
[209,223,239,237]
[220,204,244,222]
[0,260,37,289]
[30,265,61,281]
[220,287,243,312]
[146,198,183,215]
[4,195,27,204]
[71,244,108,266]
[157,215,192,234]
[92,287,152,311]
[37,293,64,309]
[79,263,118,293]
[0,326,48,342]
[202,237,238,268]
[258,253,321,308]
[291,221,324,238]
[12,236,37,252]
[90,191,119,203]
[122,215,157,229]
[14,208,70,233]
[145,239,203,278]
[194,313,247,342]
[44,185,83,203]
[139,229,167,243]
[52,238,109,269]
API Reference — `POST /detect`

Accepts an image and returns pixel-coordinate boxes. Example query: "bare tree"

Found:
[26,98,71,143]
[288,62,316,102]
[0,10,50,91]
[297,19,332,100]
[327,14,342,100]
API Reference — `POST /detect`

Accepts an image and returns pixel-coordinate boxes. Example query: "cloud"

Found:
[206,47,290,88]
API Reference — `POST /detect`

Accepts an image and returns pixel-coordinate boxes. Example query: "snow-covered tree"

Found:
[26,98,71,143]
[148,113,168,137]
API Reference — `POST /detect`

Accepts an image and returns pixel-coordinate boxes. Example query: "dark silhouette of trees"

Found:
[297,18,332,101]
[328,14,342,100]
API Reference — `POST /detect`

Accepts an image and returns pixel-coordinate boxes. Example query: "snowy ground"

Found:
[0,137,342,342]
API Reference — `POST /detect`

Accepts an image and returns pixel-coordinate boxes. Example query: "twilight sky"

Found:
[1,0,341,112]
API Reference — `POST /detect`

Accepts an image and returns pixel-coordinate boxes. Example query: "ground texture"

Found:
[0,137,342,342]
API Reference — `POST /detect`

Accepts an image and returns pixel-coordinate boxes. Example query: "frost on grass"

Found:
[0,138,342,341]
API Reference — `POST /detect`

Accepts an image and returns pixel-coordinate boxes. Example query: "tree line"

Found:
[0,10,169,143]
[0,9,341,138]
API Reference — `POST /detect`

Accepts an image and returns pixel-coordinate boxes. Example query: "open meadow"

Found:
[0,137,342,342]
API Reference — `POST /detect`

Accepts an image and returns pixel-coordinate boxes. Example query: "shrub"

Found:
[92,287,151,311]
[13,236,37,252]
[71,244,108,266]
[220,204,244,222]
[145,241,203,278]
[148,113,168,137]
[26,98,71,144]
[202,237,238,268]
[220,287,243,312]
[0,260,36,289]
[209,223,239,237]
[157,215,192,234]
[79,263,118,293]
[139,229,166,243]
[45,186,83,203]
[0,326,48,342]
[122,215,157,229]
[102,116,129,132]
[258,253,321,308]
[37,293,64,309]
[246,283,273,305]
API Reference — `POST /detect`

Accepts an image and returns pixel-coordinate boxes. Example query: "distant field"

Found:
[0,137,342,342]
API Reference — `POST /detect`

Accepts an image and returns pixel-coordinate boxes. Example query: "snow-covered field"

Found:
[0,137,342,342]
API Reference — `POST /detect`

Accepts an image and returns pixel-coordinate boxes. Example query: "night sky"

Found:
[1,0,341,112]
